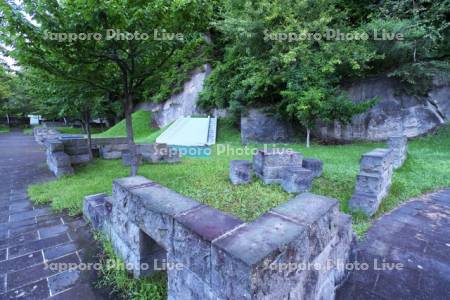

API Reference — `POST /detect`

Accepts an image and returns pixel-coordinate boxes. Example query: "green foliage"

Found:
[95,233,167,300]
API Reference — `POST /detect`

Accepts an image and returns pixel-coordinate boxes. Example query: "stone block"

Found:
[82,193,109,230]
[122,150,143,166]
[302,158,324,177]
[173,205,243,283]
[387,136,408,169]
[211,213,309,299]
[99,144,128,159]
[70,154,91,165]
[349,148,394,216]
[281,168,314,193]
[139,143,181,164]
[253,148,303,185]
[229,160,253,185]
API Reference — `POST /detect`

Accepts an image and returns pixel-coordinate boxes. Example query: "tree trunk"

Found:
[306,128,311,148]
[84,111,93,160]
[124,93,138,176]
[6,114,10,126]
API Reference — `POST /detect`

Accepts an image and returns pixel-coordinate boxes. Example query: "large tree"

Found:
[1,0,212,175]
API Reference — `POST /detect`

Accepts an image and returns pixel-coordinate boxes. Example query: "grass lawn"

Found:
[27,114,450,299]
[0,125,10,133]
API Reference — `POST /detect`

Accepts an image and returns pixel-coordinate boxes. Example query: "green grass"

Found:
[27,114,450,299]
[95,233,167,300]
[0,125,9,133]
[94,111,160,143]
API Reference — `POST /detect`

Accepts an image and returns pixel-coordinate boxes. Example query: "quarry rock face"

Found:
[135,65,213,128]
[317,76,450,141]
[241,108,295,144]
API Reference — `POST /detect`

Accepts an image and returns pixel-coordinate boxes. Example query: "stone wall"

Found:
[348,136,408,216]
[316,75,450,141]
[84,176,354,300]
[348,149,393,216]
[387,136,408,169]
[44,138,74,177]
[241,109,295,144]
[33,127,61,145]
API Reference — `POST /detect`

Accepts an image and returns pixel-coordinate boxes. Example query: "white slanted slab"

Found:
[156,117,217,146]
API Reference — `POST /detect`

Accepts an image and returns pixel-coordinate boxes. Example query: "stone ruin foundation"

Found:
[84,176,354,300]
[35,128,180,177]
[230,149,323,194]
[349,136,408,216]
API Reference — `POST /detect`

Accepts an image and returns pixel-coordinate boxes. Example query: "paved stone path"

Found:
[0,132,107,299]
[338,188,450,300]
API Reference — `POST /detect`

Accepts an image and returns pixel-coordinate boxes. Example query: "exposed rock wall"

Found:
[136,64,212,128]
[84,176,354,300]
[241,109,295,144]
[317,76,450,141]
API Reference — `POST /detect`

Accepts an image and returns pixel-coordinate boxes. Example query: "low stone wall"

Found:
[84,176,354,300]
[44,139,74,177]
[387,136,408,169]
[33,127,61,145]
[348,148,393,216]
[250,148,323,193]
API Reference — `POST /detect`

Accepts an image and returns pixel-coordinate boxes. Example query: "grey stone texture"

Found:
[349,148,394,216]
[241,108,295,144]
[135,64,212,128]
[281,167,314,193]
[84,176,354,300]
[387,136,408,169]
[121,150,143,166]
[253,148,303,184]
[138,143,181,164]
[302,158,324,177]
[317,75,450,141]
[229,160,253,185]
[45,139,74,177]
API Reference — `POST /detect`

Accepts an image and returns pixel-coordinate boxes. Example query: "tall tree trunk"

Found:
[306,128,311,148]
[84,111,93,160]
[6,114,10,126]
[124,93,138,176]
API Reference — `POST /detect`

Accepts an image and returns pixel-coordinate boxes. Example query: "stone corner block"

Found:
[229,160,253,185]
[83,193,109,230]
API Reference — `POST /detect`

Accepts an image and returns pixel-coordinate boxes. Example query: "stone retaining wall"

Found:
[349,136,408,216]
[348,148,394,216]
[84,176,354,300]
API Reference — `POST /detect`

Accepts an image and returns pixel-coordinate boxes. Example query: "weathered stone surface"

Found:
[317,76,450,141]
[253,148,303,184]
[139,143,180,164]
[99,144,128,159]
[387,136,408,169]
[121,150,143,166]
[241,108,295,144]
[174,205,243,283]
[281,167,314,193]
[46,147,74,177]
[229,160,253,185]
[86,176,354,300]
[349,148,393,216]
[302,157,324,177]
[82,193,109,230]
[136,65,212,128]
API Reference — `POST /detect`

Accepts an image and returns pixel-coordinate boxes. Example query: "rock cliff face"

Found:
[317,76,450,141]
[135,64,212,128]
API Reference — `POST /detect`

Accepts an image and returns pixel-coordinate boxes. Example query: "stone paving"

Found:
[338,188,450,300]
[0,131,106,299]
